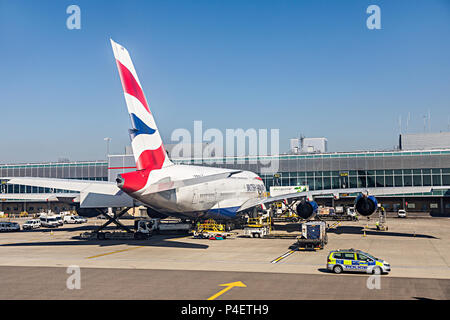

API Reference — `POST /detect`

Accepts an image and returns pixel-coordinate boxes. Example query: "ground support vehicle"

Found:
[193,219,232,239]
[39,216,61,228]
[397,209,407,218]
[64,215,83,224]
[150,218,191,234]
[296,221,327,251]
[80,219,153,240]
[22,219,41,230]
[243,216,272,238]
[316,213,357,221]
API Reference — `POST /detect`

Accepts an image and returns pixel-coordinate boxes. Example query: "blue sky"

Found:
[1,0,449,163]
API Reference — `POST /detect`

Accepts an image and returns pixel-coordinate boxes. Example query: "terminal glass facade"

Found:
[1,150,450,196]
[176,150,450,196]
[0,161,107,194]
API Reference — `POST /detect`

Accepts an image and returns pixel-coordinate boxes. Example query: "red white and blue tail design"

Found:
[110,39,172,171]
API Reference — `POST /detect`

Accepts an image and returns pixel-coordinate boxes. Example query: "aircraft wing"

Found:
[237,186,437,212]
[5,177,120,195]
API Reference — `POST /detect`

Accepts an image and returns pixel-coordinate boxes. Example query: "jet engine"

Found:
[296,200,319,220]
[354,194,378,216]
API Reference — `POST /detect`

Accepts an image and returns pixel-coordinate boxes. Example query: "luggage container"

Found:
[296,221,328,251]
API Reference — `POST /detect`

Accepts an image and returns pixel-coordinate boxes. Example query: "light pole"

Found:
[104,137,112,159]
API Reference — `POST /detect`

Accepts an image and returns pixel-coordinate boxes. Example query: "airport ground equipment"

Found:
[39,215,61,228]
[80,207,152,240]
[271,201,299,222]
[19,211,28,217]
[64,215,83,224]
[22,219,41,230]
[80,219,153,240]
[296,221,327,251]
[193,219,232,239]
[316,206,357,221]
[149,218,191,234]
[375,207,388,231]
[316,213,357,221]
[327,221,342,230]
[243,216,272,238]
[334,206,344,214]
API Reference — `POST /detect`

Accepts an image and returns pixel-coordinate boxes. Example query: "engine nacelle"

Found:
[296,200,319,220]
[354,194,378,216]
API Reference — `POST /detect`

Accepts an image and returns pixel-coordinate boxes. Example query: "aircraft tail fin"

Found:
[110,39,173,171]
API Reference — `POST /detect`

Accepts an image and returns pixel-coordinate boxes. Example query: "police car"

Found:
[327,249,390,274]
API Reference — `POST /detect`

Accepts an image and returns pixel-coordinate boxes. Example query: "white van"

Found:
[23,219,41,230]
[64,215,81,224]
[40,216,60,228]
[55,215,64,226]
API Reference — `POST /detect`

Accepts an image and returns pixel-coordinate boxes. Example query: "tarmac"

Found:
[0,215,449,299]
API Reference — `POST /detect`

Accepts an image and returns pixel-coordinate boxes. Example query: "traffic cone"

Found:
[50,230,54,236]
[363,230,367,237]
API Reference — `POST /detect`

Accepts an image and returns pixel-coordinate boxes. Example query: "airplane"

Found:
[4,40,443,222]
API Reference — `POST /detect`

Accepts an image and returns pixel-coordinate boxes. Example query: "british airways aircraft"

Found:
[5,40,439,221]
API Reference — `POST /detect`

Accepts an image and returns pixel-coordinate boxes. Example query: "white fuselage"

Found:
[128,165,266,220]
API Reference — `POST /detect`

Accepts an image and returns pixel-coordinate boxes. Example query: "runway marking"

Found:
[271,250,295,264]
[207,281,247,300]
[86,246,144,259]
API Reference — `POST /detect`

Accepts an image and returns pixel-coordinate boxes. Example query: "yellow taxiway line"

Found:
[271,250,295,264]
[86,246,144,259]
[207,281,247,300]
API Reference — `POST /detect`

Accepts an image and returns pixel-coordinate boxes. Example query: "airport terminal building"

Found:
[1,147,450,215]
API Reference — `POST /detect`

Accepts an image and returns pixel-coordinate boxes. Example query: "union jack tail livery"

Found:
[110,39,172,172]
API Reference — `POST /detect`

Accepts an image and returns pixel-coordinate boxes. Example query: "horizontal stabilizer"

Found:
[5,177,120,195]
[79,191,135,208]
